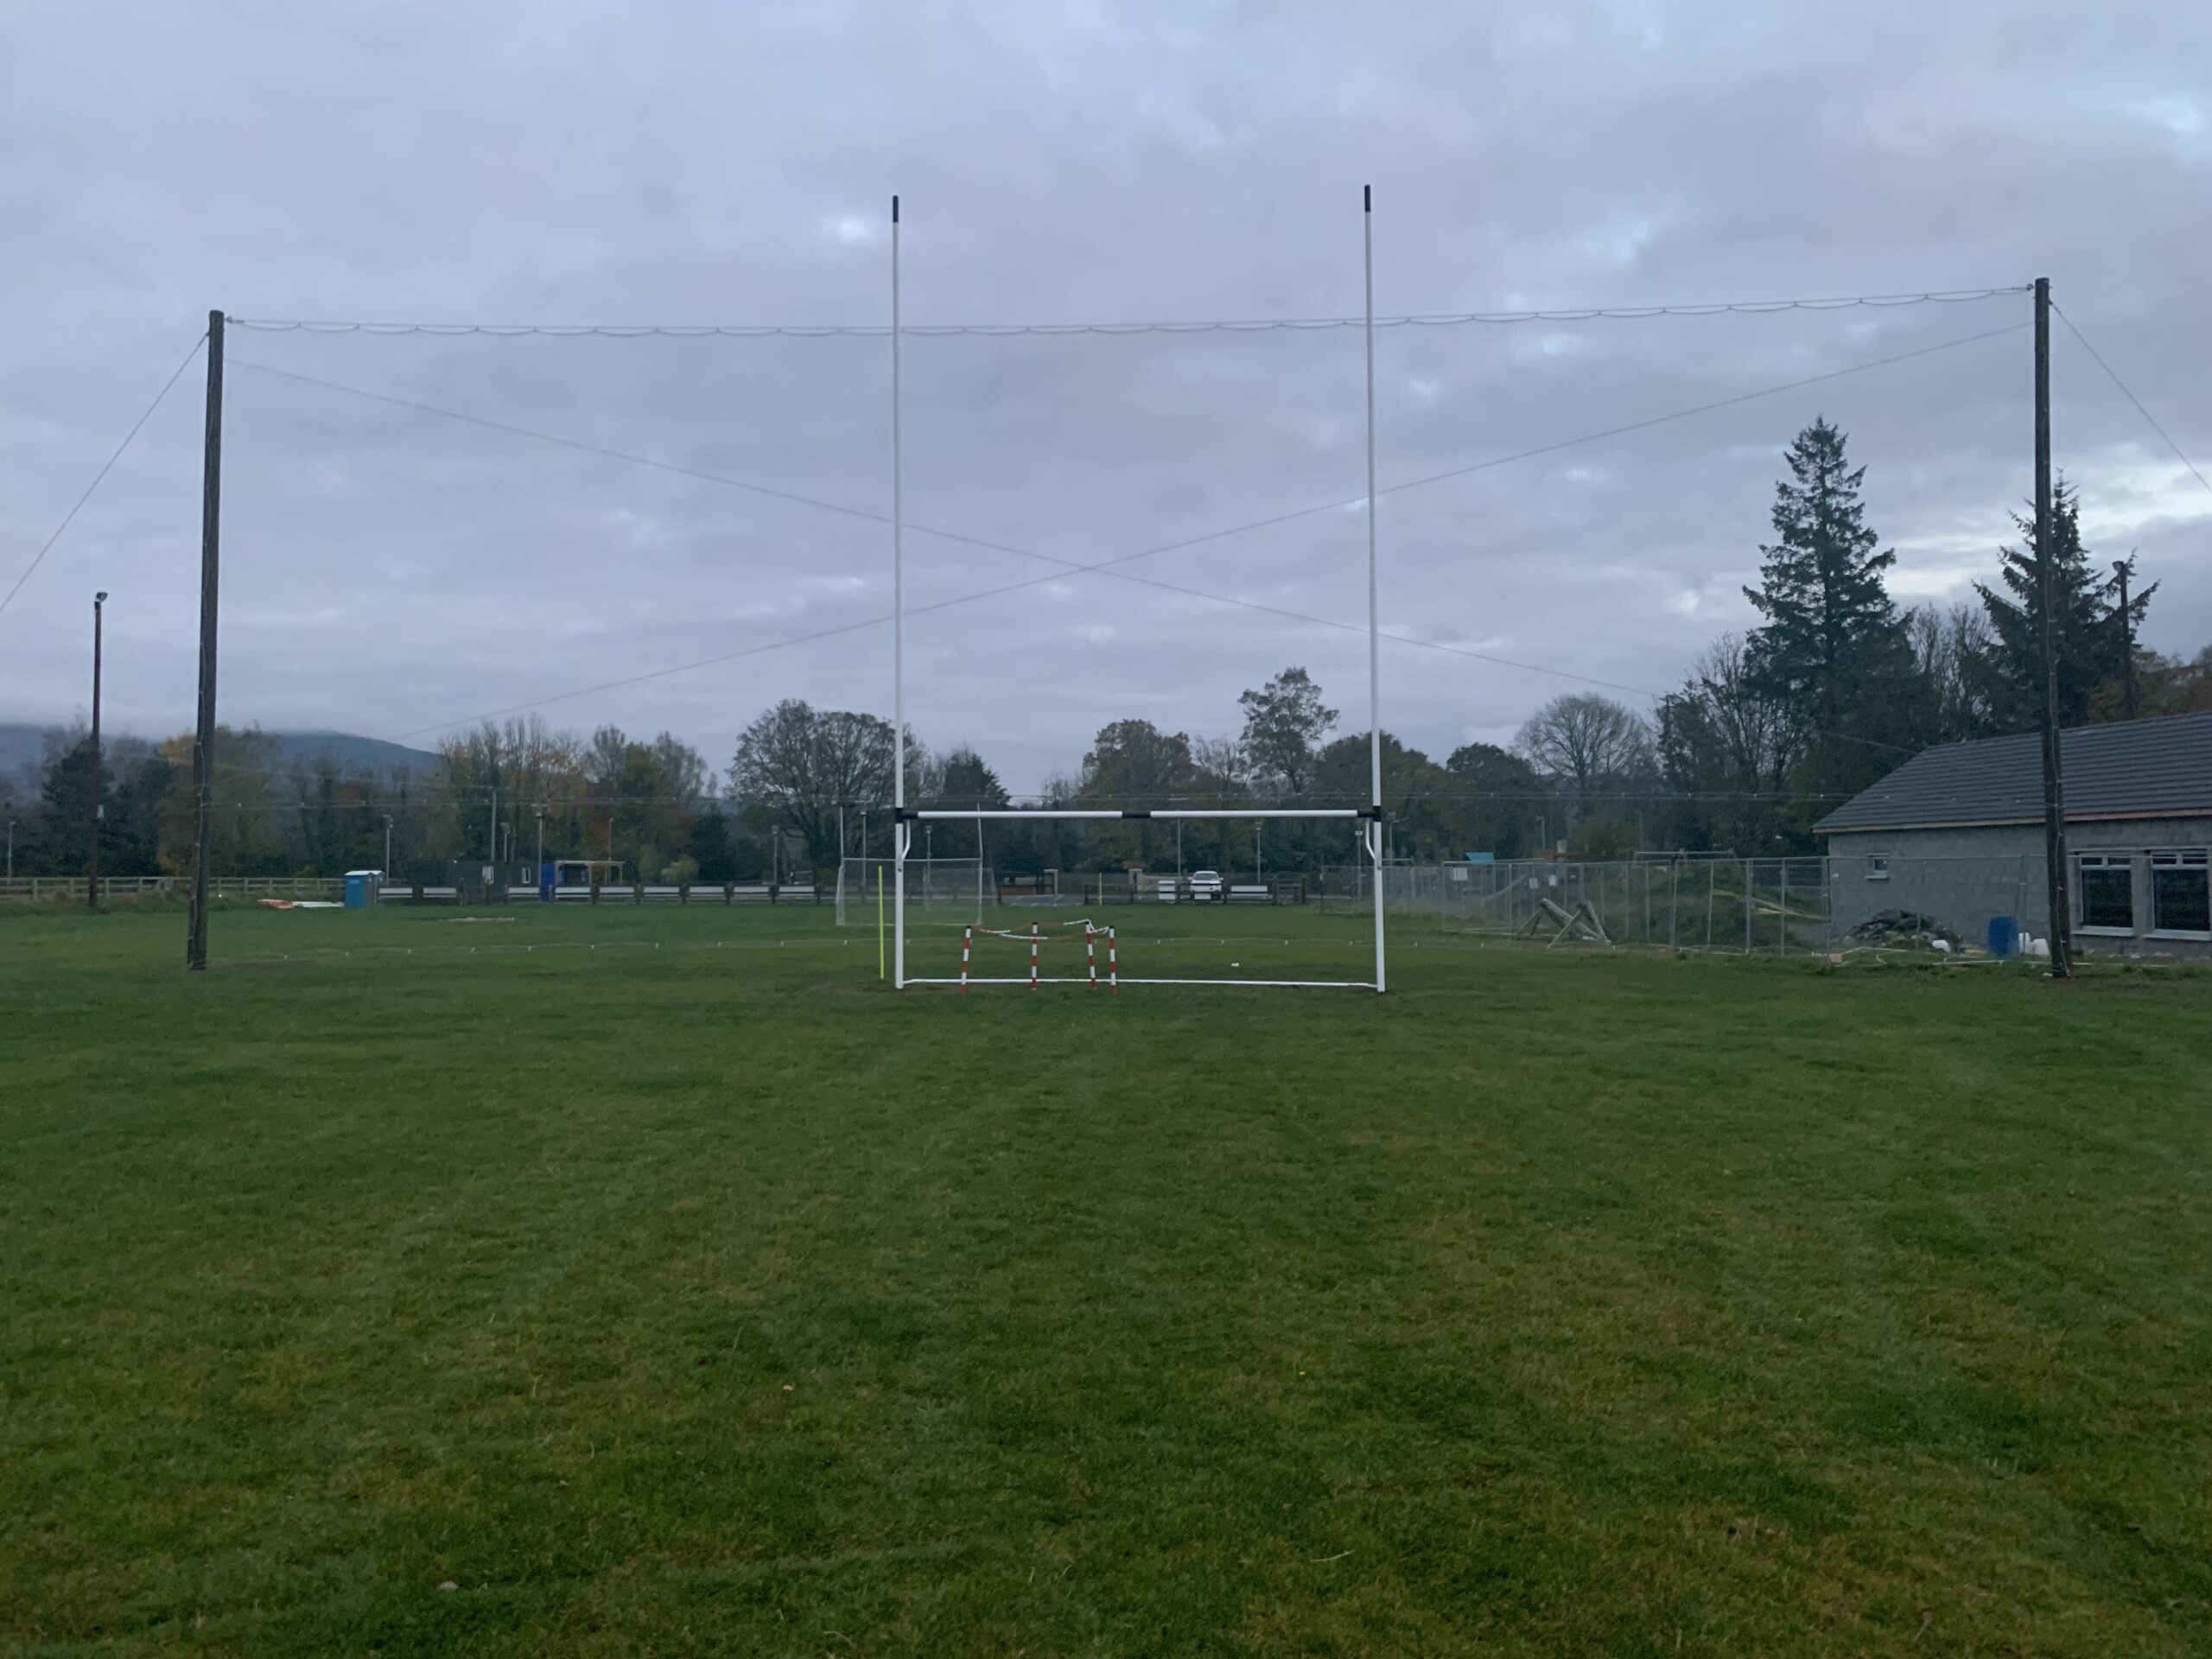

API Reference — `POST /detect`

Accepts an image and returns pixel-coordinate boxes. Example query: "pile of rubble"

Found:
[1845,909,1964,950]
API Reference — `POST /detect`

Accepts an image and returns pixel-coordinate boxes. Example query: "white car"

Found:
[1187,869,1224,901]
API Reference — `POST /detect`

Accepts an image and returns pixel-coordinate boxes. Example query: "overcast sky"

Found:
[3,0,2207,792]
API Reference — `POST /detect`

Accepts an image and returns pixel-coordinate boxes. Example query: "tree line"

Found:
[5,414,2204,879]
[1,719,725,884]
[0,677,1548,881]
[1523,416,2208,856]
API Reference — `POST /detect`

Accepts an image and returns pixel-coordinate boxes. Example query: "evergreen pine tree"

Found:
[935,747,1009,811]
[104,751,173,874]
[1974,477,2155,728]
[1742,416,1913,743]
[19,736,102,875]
[687,804,736,881]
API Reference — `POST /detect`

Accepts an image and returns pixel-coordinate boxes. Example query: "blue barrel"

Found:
[1986,915,2017,958]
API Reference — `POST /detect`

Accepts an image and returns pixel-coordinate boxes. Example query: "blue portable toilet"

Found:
[343,870,377,909]
[539,859,556,903]
[1986,915,2017,958]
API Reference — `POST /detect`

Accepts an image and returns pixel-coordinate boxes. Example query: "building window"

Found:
[2078,854,2134,931]
[2151,851,2210,936]
[1866,855,1891,881]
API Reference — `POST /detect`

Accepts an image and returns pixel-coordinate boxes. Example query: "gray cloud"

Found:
[3,0,2206,791]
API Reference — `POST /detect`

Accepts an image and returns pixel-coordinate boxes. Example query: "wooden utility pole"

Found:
[2115,558,2139,720]
[188,311,225,972]
[2032,278,2072,977]
[88,591,106,910]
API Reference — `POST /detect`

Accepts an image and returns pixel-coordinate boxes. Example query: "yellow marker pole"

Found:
[876,867,886,981]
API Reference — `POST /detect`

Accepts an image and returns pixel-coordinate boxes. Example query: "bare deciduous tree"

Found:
[729,701,895,872]
[1905,601,1999,744]
[1656,634,1793,851]
[1514,693,1654,820]
[1191,734,1250,799]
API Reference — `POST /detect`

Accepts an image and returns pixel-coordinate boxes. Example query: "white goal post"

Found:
[892,805,1387,990]
[883,189,1389,992]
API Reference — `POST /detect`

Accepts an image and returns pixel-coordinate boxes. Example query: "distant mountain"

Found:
[271,730,440,779]
[0,722,437,783]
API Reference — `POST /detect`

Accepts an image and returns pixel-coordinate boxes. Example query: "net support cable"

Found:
[224,321,2024,745]
[224,284,2027,339]
[891,191,1390,992]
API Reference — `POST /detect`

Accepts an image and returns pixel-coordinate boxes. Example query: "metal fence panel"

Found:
[1313,856,2046,956]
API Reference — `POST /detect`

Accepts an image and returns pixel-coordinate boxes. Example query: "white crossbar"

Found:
[905,976,1375,988]
[906,807,1363,822]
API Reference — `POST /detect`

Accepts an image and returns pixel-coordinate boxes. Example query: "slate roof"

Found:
[1815,710,2212,834]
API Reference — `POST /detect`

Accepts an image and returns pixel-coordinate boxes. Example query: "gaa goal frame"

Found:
[885,189,1390,992]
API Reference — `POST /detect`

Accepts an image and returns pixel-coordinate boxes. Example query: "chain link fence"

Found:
[1318,855,2043,957]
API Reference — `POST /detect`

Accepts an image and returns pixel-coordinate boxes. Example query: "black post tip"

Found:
[1363,184,1371,212]
[891,194,899,223]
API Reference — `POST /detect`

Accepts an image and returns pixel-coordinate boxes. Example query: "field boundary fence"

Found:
[2,875,346,906]
[0,855,2070,962]
[1317,855,2043,957]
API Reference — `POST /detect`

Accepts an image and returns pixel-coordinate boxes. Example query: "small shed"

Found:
[1817,711,2212,957]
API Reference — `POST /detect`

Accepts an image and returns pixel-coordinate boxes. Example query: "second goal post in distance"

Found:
[836,855,989,926]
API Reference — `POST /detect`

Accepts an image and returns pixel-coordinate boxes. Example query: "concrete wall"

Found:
[1827,817,2212,959]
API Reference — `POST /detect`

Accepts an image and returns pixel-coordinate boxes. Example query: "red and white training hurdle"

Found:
[935,918,1361,989]
[948,918,1123,988]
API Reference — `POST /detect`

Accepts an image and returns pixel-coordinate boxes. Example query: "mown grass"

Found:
[3,904,2209,1656]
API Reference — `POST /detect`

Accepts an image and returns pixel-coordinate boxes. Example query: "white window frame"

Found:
[2075,852,2137,937]
[2148,849,2211,940]
[1866,855,1891,881]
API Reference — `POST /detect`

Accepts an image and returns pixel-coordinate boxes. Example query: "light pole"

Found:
[6,818,15,880]
[88,592,106,910]
[382,813,393,880]
[534,804,546,874]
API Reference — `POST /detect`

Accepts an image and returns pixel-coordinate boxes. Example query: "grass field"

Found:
[4,902,2210,1656]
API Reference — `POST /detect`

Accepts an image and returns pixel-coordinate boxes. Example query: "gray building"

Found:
[1817,710,2212,958]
